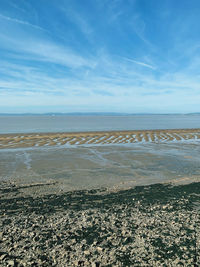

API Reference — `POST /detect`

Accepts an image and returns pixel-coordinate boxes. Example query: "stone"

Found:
[96,247,103,252]
[7,260,15,266]
[0,254,7,261]
[84,250,90,256]
[0,232,3,240]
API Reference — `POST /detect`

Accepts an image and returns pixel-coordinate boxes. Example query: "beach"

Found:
[2,0,200,264]
[0,129,200,266]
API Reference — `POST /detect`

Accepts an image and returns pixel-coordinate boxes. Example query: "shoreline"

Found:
[0,128,200,149]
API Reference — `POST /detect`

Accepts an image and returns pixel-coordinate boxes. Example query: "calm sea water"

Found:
[0,114,200,134]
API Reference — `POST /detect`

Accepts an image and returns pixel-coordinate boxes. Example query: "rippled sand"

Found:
[0,128,200,149]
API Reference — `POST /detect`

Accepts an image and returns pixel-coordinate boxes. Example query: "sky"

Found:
[0,0,200,113]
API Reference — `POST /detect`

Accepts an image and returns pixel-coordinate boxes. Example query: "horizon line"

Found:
[0,112,200,116]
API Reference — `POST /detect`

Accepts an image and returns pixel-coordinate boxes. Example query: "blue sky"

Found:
[0,0,200,113]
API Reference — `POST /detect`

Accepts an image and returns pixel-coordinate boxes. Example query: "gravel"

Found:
[0,181,200,266]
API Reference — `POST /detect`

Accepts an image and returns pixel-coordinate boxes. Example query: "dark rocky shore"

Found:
[0,181,200,266]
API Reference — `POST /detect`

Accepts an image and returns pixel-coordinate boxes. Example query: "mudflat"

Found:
[1,142,200,192]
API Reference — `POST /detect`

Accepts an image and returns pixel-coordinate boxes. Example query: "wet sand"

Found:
[1,142,200,194]
[0,128,200,149]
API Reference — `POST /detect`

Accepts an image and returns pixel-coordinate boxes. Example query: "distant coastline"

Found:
[0,112,200,116]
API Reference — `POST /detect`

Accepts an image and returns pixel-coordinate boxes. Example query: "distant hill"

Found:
[187,112,200,115]
[0,112,199,116]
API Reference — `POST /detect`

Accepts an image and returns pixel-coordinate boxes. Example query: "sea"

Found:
[0,114,200,134]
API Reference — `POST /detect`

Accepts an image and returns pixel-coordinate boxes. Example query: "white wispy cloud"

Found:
[0,61,200,113]
[0,13,46,32]
[0,30,95,69]
[60,6,93,42]
[1,0,200,113]
[9,1,26,13]
[122,57,156,70]
[66,10,92,36]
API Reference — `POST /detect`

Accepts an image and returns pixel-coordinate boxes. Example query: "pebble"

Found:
[7,260,15,266]
[0,181,199,266]
[0,254,7,261]
[96,247,103,252]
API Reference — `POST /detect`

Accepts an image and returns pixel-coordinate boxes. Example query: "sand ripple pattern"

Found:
[0,129,200,149]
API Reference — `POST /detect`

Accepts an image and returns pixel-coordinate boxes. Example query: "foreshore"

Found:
[0,181,199,266]
[1,129,200,266]
[0,128,200,149]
